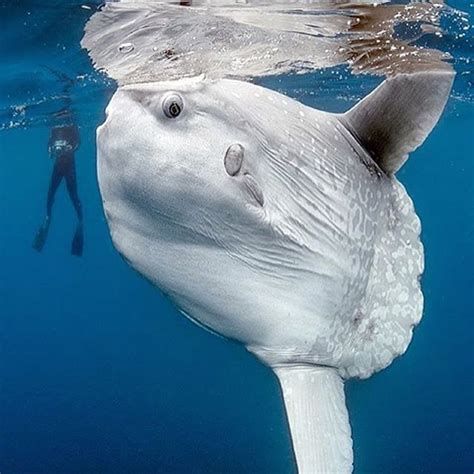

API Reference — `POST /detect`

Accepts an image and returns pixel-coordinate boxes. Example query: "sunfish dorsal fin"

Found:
[341,70,454,174]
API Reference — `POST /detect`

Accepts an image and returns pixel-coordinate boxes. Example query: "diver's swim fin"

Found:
[71,222,84,257]
[32,218,50,252]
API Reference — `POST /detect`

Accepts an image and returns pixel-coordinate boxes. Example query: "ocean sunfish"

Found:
[96,71,453,473]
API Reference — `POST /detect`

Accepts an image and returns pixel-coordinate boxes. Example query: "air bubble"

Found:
[118,42,134,54]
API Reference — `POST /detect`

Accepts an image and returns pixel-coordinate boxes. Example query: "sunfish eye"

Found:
[162,93,184,118]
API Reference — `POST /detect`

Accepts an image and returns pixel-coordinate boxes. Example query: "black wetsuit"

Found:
[46,125,82,222]
[33,124,84,256]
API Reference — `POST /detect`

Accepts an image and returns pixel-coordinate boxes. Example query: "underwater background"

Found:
[1,1,473,473]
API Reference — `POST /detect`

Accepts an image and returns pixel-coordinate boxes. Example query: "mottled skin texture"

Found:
[97,76,422,379]
[96,72,456,473]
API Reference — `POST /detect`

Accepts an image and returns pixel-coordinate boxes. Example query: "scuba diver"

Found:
[33,123,84,256]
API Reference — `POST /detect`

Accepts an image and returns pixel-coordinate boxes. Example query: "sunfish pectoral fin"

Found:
[224,143,244,176]
[273,365,353,474]
[340,69,455,175]
[223,144,264,207]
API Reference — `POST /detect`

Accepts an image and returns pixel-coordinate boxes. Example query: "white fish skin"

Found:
[98,77,379,365]
[97,72,453,473]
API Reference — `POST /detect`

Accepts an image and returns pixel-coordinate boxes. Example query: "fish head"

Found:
[97,76,290,342]
[98,76,269,230]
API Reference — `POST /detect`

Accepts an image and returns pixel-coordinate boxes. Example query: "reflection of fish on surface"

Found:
[82,0,451,83]
[83,2,454,473]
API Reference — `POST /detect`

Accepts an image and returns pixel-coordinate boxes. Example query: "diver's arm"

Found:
[71,125,80,151]
[47,134,54,156]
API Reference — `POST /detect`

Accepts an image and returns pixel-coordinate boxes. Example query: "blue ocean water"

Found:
[1,1,473,473]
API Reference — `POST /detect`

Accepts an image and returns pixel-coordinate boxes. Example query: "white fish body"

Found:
[97,71,453,473]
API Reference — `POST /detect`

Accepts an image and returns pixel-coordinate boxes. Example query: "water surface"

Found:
[1,1,473,472]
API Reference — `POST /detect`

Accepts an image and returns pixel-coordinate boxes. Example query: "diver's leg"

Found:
[33,163,63,252]
[65,159,83,221]
[46,163,63,218]
[65,159,84,256]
